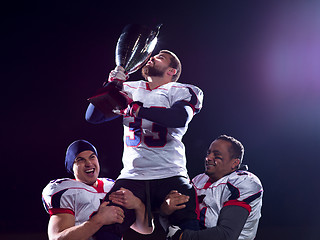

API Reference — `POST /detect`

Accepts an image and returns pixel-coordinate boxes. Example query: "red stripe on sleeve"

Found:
[184,101,196,113]
[194,187,200,220]
[223,199,251,213]
[49,208,75,216]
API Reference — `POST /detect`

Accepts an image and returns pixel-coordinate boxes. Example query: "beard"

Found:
[142,64,167,79]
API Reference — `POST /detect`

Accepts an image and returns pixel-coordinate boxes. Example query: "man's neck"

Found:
[147,76,171,90]
[207,170,236,183]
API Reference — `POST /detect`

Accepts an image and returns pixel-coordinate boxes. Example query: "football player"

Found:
[162,135,263,240]
[42,140,153,240]
[86,50,203,238]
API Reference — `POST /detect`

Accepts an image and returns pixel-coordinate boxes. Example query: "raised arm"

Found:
[85,66,129,124]
[85,102,119,124]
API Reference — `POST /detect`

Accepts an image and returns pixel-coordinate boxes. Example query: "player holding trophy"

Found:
[86,24,204,240]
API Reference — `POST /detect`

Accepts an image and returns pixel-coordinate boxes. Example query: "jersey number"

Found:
[126,118,168,147]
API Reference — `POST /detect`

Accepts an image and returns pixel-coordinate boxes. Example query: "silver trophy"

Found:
[88,24,161,117]
[116,23,162,74]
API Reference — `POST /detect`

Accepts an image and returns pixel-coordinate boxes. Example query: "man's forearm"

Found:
[138,102,193,128]
[85,103,119,123]
[182,205,249,240]
[48,215,103,240]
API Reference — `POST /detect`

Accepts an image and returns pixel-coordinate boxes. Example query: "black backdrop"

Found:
[1,1,320,239]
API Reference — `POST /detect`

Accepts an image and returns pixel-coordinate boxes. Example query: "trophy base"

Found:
[88,82,127,119]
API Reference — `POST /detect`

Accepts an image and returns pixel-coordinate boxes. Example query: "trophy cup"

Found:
[88,24,162,118]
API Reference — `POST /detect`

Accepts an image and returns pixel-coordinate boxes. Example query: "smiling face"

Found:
[72,150,100,186]
[205,139,240,182]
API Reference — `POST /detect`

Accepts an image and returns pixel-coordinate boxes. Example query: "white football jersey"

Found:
[119,80,203,180]
[42,178,114,229]
[192,171,263,240]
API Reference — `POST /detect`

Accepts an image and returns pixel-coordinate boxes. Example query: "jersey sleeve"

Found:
[100,177,115,192]
[169,83,203,115]
[137,101,191,128]
[181,205,249,240]
[42,178,77,216]
[224,171,263,213]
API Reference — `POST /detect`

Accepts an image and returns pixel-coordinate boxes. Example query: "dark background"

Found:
[1,1,319,239]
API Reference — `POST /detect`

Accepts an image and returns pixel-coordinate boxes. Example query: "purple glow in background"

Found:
[255,1,320,117]
[1,1,319,239]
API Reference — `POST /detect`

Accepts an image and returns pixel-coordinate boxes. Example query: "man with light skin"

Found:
[162,135,263,240]
[86,50,204,239]
[42,140,153,240]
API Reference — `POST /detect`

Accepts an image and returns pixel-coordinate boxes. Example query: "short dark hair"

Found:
[160,50,182,82]
[216,135,244,164]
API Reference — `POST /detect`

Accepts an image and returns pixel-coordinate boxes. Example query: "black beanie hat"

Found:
[65,140,98,174]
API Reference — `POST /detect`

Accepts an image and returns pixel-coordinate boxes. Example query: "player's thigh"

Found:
[163,176,195,197]
[157,177,198,224]
[107,179,147,203]
[154,176,196,206]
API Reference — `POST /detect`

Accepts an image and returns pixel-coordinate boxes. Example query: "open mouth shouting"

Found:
[85,168,95,175]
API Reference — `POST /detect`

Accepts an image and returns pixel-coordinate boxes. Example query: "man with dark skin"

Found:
[162,135,263,240]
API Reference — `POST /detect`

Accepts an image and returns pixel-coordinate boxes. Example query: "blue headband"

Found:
[65,140,98,174]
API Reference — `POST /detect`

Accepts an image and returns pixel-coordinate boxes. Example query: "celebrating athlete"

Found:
[86,50,204,239]
[161,135,263,240]
[42,140,153,240]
